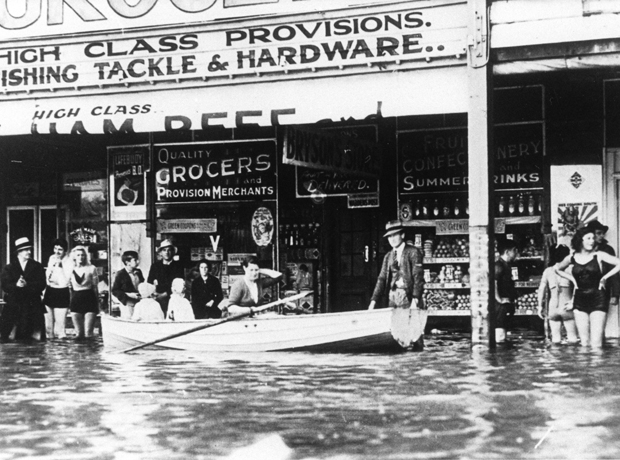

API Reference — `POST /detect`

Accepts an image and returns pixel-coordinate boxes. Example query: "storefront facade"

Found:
[2,0,620,338]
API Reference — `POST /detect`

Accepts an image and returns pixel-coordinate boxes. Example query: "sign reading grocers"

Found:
[154,140,277,204]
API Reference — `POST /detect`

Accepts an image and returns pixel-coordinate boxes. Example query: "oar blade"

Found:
[391,308,428,350]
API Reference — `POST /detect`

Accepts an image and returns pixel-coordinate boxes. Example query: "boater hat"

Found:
[586,220,609,234]
[383,220,405,237]
[14,237,32,252]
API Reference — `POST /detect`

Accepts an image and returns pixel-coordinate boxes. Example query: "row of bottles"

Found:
[496,193,542,217]
[410,197,469,219]
[279,223,321,247]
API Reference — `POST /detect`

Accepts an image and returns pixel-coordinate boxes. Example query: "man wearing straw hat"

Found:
[368,220,426,350]
[147,239,184,316]
[0,237,47,342]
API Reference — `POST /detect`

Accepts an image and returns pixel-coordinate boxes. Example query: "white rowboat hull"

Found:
[101,309,401,353]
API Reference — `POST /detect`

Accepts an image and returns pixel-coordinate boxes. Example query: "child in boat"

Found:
[132,282,165,322]
[166,278,195,321]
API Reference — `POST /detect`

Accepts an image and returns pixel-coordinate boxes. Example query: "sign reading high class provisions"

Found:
[398,123,543,195]
[154,140,276,204]
[0,3,467,95]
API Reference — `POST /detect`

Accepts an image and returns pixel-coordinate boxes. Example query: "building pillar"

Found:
[468,0,495,347]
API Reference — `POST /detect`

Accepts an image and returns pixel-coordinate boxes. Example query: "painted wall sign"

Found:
[1,0,458,38]
[227,253,256,266]
[0,3,466,95]
[158,218,217,233]
[154,140,277,204]
[398,123,544,195]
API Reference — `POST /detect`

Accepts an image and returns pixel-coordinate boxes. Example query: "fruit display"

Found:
[516,291,538,311]
[520,237,543,258]
[424,290,457,310]
[431,237,469,258]
[455,294,470,310]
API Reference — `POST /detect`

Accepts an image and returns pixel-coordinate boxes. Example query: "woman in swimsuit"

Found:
[555,228,620,347]
[69,246,99,338]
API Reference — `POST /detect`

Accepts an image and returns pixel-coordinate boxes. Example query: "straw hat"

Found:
[14,237,32,252]
[157,239,176,253]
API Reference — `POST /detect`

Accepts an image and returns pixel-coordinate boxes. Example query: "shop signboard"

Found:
[154,140,277,204]
[0,2,466,94]
[347,193,380,208]
[158,219,217,233]
[435,218,506,235]
[398,122,544,195]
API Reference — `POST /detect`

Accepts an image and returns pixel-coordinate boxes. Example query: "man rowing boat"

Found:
[368,220,426,350]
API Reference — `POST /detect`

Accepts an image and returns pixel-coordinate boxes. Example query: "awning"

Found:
[0,67,468,135]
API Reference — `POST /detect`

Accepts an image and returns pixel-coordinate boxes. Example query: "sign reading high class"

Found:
[154,140,277,203]
[398,123,544,195]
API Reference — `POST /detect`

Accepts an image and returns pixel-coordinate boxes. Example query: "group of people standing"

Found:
[497,220,620,347]
[0,237,99,342]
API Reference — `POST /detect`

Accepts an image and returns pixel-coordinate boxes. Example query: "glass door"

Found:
[6,206,67,264]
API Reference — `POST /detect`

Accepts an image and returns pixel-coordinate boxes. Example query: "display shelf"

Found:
[428,309,539,317]
[517,256,544,261]
[515,281,539,288]
[424,257,469,264]
[403,216,541,227]
[425,282,470,289]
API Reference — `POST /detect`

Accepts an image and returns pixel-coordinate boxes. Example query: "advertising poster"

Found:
[550,165,602,246]
[109,145,148,220]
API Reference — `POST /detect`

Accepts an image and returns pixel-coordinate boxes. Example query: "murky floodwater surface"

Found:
[2,332,620,459]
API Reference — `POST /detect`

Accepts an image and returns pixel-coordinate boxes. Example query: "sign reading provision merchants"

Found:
[154,140,276,204]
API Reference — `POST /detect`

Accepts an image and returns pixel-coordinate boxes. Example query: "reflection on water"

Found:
[2,333,620,459]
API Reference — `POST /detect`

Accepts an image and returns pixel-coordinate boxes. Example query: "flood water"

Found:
[2,330,620,460]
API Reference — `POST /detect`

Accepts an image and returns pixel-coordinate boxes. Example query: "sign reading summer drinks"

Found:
[154,140,276,203]
[398,123,544,195]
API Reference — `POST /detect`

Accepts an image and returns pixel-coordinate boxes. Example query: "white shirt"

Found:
[245,279,259,304]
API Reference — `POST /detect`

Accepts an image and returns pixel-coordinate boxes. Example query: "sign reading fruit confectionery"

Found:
[398,123,544,195]
[154,140,277,204]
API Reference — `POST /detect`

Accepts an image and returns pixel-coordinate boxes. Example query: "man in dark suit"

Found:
[368,220,426,350]
[111,250,144,319]
[190,259,223,319]
[0,237,47,342]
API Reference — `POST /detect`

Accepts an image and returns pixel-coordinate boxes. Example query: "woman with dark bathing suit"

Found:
[555,228,620,347]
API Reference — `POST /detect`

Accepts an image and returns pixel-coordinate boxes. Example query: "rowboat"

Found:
[101,308,403,353]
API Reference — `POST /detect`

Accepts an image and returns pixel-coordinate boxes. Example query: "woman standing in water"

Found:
[555,227,620,347]
[69,246,99,338]
[44,238,72,339]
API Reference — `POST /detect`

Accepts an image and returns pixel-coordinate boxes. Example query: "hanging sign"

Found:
[154,140,277,204]
[348,193,380,208]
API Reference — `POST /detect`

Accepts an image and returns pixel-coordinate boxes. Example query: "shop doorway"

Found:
[329,207,378,312]
[6,206,67,264]
[604,148,620,337]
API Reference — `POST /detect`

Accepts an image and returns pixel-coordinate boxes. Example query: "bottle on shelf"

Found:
[300,223,306,246]
[454,198,461,217]
[414,200,421,218]
[442,200,451,218]
[291,224,298,246]
[465,199,469,217]
[498,195,506,217]
[508,195,515,215]
[422,199,429,218]
[517,194,525,215]
[433,199,439,217]
[527,194,536,216]
[537,194,543,215]
[313,223,321,246]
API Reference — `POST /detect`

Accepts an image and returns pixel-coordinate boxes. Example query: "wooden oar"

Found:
[120,291,312,353]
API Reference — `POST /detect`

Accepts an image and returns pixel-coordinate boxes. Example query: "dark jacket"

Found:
[112,268,144,306]
[0,259,46,341]
[371,245,425,306]
[147,260,184,295]
[598,241,620,298]
[190,275,224,319]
